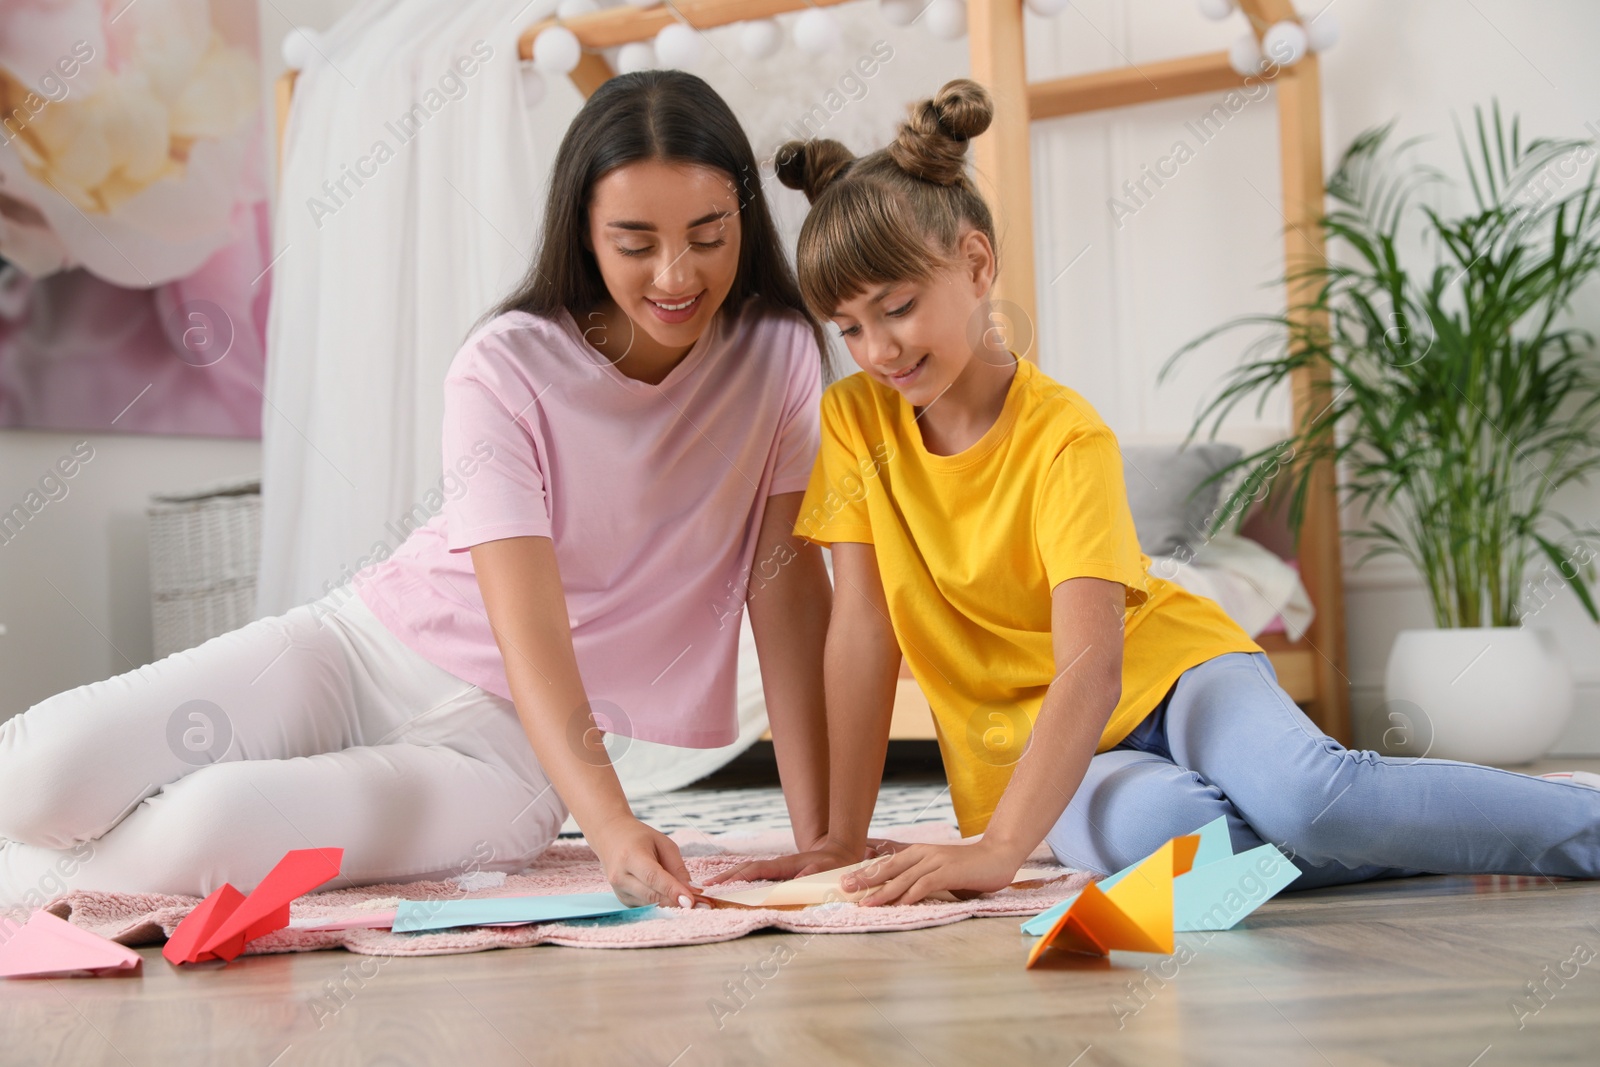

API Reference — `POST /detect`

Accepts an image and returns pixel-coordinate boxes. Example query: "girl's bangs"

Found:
[798,183,949,319]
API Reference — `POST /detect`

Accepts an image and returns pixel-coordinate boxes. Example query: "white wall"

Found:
[0,0,358,719]
[0,434,262,715]
[7,0,1600,754]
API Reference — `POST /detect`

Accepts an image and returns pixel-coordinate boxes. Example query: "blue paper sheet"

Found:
[393,892,656,933]
[1020,816,1299,937]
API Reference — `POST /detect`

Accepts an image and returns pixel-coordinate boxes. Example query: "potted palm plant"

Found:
[1163,102,1600,764]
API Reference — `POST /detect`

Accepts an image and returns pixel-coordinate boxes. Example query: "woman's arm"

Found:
[705,539,902,883]
[469,535,699,908]
[744,492,832,852]
[840,576,1126,905]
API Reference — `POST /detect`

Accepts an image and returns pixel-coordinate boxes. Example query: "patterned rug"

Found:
[36,823,1088,956]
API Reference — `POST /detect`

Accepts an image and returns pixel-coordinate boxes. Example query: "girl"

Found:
[709,78,1600,905]
[0,71,834,912]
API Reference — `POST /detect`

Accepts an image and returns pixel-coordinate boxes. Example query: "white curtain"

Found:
[259,0,768,791]
[259,0,549,617]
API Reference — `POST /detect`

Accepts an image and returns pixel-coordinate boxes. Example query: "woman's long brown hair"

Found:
[487,69,832,376]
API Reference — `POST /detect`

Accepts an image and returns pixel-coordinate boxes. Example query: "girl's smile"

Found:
[886,353,928,387]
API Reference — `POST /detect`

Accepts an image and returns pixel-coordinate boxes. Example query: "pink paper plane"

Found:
[0,910,143,979]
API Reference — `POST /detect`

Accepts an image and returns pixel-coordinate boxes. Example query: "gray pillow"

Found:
[1118,443,1243,557]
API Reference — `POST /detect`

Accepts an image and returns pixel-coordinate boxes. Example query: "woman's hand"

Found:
[841,841,1022,906]
[588,816,700,908]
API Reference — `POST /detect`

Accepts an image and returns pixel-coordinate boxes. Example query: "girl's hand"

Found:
[841,841,1020,906]
[702,836,916,887]
[864,836,914,857]
[702,840,862,886]
[588,816,700,908]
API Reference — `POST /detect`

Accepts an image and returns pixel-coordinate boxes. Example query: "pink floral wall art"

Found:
[0,0,271,438]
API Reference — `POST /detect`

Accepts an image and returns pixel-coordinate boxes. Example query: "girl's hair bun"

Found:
[887,77,993,186]
[774,138,857,203]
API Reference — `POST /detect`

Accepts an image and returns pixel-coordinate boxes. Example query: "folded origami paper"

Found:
[1020,816,1300,941]
[1024,835,1199,966]
[392,892,654,933]
[288,911,400,932]
[0,910,143,979]
[699,860,1065,909]
[163,847,344,966]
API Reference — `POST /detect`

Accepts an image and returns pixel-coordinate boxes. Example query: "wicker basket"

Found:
[147,475,262,658]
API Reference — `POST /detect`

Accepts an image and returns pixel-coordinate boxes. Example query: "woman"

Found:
[0,71,834,911]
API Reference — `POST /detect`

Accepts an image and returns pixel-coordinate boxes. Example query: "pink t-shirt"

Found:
[354,299,823,747]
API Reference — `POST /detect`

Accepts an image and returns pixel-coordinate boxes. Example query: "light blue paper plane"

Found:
[1020,816,1299,937]
[393,892,656,933]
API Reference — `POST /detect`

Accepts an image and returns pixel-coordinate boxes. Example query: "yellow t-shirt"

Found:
[794,355,1263,836]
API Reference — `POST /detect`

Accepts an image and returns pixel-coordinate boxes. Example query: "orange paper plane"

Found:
[163,847,344,966]
[1025,835,1199,967]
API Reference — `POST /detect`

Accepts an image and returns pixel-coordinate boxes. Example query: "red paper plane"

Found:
[163,847,343,966]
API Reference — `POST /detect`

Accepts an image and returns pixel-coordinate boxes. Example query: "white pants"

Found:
[0,586,566,910]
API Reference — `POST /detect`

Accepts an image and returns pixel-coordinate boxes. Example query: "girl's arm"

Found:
[840,575,1126,905]
[817,541,904,854]
[744,491,832,852]
[469,535,699,909]
[705,539,901,883]
[969,576,1124,866]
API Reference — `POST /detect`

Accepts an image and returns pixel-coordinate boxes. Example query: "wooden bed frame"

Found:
[273,0,1351,743]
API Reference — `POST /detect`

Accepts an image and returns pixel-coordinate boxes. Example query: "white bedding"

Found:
[1148,532,1315,641]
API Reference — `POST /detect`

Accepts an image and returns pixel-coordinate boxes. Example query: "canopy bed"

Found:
[272,0,1351,755]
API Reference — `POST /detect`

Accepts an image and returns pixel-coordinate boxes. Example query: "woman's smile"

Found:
[645,290,705,324]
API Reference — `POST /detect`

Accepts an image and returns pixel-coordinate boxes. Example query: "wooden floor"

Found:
[5,761,1600,1066]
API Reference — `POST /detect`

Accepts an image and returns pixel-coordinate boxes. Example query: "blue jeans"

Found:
[1044,652,1600,890]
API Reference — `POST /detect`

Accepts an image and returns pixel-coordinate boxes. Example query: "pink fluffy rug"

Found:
[37,824,1092,957]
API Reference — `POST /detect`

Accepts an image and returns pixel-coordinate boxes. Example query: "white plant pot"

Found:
[1382,627,1572,765]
